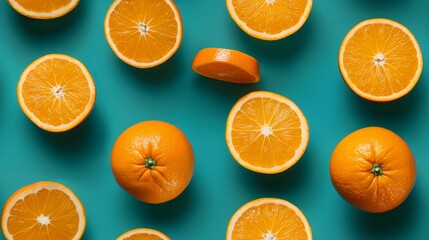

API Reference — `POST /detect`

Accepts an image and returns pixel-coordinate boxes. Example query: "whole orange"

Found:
[111,120,194,204]
[330,127,416,213]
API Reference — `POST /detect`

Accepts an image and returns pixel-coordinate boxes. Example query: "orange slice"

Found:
[226,91,309,174]
[226,0,313,40]
[116,228,170,240]
[1,181,86,240]
[7,0,79,19]
[192,48,260,84]
[226,198,312,240]
[104,0,183,68]
[339,18,423,102]
[17,54,96,132]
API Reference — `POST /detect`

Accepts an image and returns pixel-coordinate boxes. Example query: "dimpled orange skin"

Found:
[111,121,194,204]
[330,127,416,213]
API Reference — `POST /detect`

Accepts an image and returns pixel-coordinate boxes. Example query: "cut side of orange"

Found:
[105,0,183,68]
[226,198,312,240]
[116,228,170,240]
[192,48,260,84]
[226,0,313,40]
[339,18,423,102]
[17,54,96,132]
[1,181,86,240]
[7,0,79,19]
[226,91,309,174]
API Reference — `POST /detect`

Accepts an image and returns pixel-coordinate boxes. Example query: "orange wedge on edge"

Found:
[227,198,312,240]
[339,18,423,102]
[226,91,309,174]
[192,48,260,84]
[7,0,80,19]
[116,228,171,240]
[105,0,183,68]
[17,54,96,132]
[1,181,86,240]
[226,0,313,40]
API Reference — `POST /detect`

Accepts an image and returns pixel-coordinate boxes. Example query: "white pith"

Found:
[137,23,150,36]
[261,124,273,137]
[373,52,386,67]
[37,215,51,225]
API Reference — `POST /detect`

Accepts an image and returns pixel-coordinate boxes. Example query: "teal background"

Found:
[0,0,428,239]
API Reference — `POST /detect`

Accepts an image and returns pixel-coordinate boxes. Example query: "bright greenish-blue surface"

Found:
[0,0,428,239]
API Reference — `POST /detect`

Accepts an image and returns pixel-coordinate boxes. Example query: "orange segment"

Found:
[339,18,423,102]
[105,0,183,68]
[227,198,312,240]
[1,182,86,240]
[116,228,170,240]
[226,0,313,40]
[17,54,96,132]
[7,0,79,19]
[226,91,309,174]
[192,48,260,83]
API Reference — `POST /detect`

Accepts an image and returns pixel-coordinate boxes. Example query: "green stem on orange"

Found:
[145,157,156,169]
[370,163,383,176]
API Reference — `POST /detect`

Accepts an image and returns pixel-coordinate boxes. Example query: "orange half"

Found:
[1,181,86,240]
[116,228,170,240]
[7,0,79,19]
[339,18,423,102]
[226,198,312,240]
[226,0,313,40]
[17,54,96,132]
[105,0,183,68]
[192,48,260,83]
[226,91,309,174]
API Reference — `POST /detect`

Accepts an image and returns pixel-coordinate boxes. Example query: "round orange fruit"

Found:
[111,120,194,204]
[330,127,416,213]
[1,181,86,240]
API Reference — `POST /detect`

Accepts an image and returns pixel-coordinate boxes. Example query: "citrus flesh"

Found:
[226,91,309,174]
[17,54,96,132]
[1,182,86,240]
[116,228,170,240]
[7,0,79,19]
[226,198,312,240]
[105,0,183,68]
[339,18,423,102]
[226,0,313,40]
